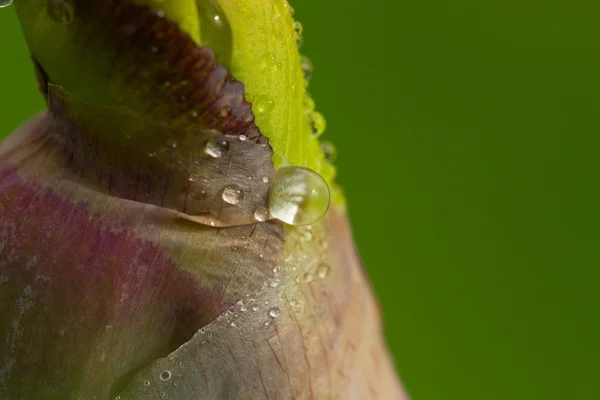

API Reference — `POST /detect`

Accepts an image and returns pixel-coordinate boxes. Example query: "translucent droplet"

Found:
[240,305,247,312]
[0,0,13,8]
[300,55,314,83]
[166,139,177,149]
[48,0,75,24]
[254,206,270,222]
[268,166,330,226]
[321,141,337,163]
[159,370,172,381]
[255,95,274,115]
[262,176,270,183]
[196,0,232,66]
[204,138,229,158]
[294,21,304,47]
[303,272,314,283]
[144,380,151,386]
[272,265,282,275]
[269,308,281,318]
[317,263,331,279]
[222,185,244,205]
[251,305,260,312]
[239,135,247,141]
[200,328,206,334]
[309,111,327,137]
[289,299,298,307]
[230,321,236,327]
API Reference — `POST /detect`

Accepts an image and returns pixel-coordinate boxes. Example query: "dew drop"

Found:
[303,272,314,283]
[251,305,260,312]
[165,139,177,149]
[144,380,151,387]
[317,263,331,279]
[159,370,172,382]
[0,0,12,8]
[294,21,304,47]
[200,328,206,334]
[309,111,327,137]
[254,206,270,222]
[222,185,244,205]
[269,308,281,318]
[255,95,274,115]
[239,135,247,141]
[300,55,314,83]
[272,265,282,275]
[230,321,236,327]
[262,176,270,183]
[48,0,75,24]
[240,305,247,312]
[197,0,232,66]
[321,140,337,163]
[289,299,298,307]
[268,166,330,226]
[204,138,229,158]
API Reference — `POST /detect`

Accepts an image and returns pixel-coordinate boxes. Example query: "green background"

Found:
[1,1,598,399]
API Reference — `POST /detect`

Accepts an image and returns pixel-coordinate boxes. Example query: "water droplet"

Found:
[251,305,260,312]
[262,176,270,183]
[309,111,327,137]
[200,328,206,334]
[204,138,229,158]
[239,135,247,141]
[240,305,247,312]
[166,139,177,149]
[303,272,314,283]
[300,55,314,83]
[207,333,213,339]
[197,0,232,66]
[289,299,298,307]
[294,21,304,47]
[0,0,12,8]
[268,166,330,226]
[272,265,282,275]
[48,0,75,24]
[222,185,244,205]
[269,308,281,318]
[160,370,172,381]
[254,206,270,222]
[255,95,274,115]
[317,263,331,279]
[230,321,236,327]
[144,380,151,386]
[160,392,166,398]
[321,141,337,163]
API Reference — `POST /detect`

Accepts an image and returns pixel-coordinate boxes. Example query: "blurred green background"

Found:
[1,1,598,399]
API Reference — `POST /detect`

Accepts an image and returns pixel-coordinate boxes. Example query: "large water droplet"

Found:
[196,0,232,66]
[268,166,330,226]
[269,308,281,318]
[0,0,13,8]
[48,0,75,24]
[204,137,229,158]
[222,185,244,205]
